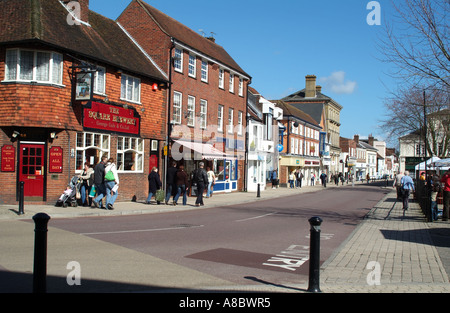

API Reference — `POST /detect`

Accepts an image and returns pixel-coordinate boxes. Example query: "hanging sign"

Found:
[49,147,63,173]
[1,145,15,172]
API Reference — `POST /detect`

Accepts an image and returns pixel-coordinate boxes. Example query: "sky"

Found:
[90,0,399,144]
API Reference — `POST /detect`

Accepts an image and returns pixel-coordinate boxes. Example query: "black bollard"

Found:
[307,216,323,293]
[33,213,51,293]
[257,183,260,198]
[18,181,24,215]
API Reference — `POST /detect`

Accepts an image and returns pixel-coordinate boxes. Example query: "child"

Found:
[59,185,73,201]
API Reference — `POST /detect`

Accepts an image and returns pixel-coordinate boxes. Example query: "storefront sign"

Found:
[83,101,140,135]
[49,147,63,173]
[1,145,15,172]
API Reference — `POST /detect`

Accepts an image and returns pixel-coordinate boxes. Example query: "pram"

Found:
[55,176,82,207]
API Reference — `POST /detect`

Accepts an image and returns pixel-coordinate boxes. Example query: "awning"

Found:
[173,140,236,160]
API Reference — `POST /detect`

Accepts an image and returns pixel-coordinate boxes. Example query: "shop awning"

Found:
[174,140,236,160]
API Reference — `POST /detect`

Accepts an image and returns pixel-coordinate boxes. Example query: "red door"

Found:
[19,144,45,198]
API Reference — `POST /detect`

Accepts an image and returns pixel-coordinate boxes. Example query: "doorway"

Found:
[19,143,45,200]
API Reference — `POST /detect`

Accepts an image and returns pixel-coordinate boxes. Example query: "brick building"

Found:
[0,0,167,204]
[118,0,251,194]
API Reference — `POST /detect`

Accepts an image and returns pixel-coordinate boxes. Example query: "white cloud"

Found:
[319,71,357,95]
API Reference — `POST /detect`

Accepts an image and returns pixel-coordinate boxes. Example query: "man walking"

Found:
[320,172,327,188]
[393,171,404,200]
[400,171,415,211]
[193,162,208,207]
[92,156,107,209]
[165,161,177,205]
[441,169,450,221]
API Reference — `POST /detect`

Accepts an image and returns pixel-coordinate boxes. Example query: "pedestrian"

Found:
[104,157,119,210]
[441,169,450,222]
[79,162,94,207]
[366,173,370,184]
[206,167,216,198]
[193,162,208,207]
[146,167,162,204]
[334,173,339,186]
[289,171,295,188]
[165,161,177,205]
[400,170,415,211]
[339,172,344,185]
[431,174,442,221]
[296,169,303,188]
[92,155,108,209]
[393,172,404,200]
[271,169,278,189]
[173,164,189,205]
[320,172,327,188]
[310,172,315,186]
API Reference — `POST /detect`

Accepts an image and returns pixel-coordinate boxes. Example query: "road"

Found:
[39,183,390,291]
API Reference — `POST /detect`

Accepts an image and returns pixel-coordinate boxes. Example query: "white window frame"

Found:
[237,111,243,135]
[174,48,183,73]
[121,74,141,104]
[188,54,196,78]
[228,108,234,134]
[4,49,64,85]
[218,105,224,132]
[229,73,234,93]
[93,66,106,95]
[75,132,110,172]
[238,77,243,96]
[187,95,195,127]
[173,91,182,125]
[200,99,207,129]
[219,69,224,89]
[117,136,144,173]
[201,60,208,82]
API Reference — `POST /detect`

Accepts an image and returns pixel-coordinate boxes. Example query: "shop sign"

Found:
[1,145,15,172]
[83,101,140,135]
[49,147,63,173]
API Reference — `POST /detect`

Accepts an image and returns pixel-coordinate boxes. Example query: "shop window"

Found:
[76,132,110,171]
[117,136,144,172]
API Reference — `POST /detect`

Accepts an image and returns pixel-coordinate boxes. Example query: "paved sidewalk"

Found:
[320,192,450,293]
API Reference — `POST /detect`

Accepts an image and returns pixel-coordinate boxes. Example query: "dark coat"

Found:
[175,169,188,186]
[166,166,178,186]
[93,161,106,186]
[148,171,162,194]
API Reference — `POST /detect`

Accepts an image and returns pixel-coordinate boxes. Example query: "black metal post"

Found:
[33,213,51,293]
[257,183,260,198]
[307,216,323,293]
[18,181,24,215]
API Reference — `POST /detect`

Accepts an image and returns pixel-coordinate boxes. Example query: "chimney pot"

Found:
[305,75,317,98]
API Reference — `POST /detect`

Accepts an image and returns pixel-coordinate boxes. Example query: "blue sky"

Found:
[90,0,398,144]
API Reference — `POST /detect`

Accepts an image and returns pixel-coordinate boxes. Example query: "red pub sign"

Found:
[1,145,15,172]
[83,101,140,135]
[49,147,63,173]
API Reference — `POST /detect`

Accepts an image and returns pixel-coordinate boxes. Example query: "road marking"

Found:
[80,225,205,236]
[235,212,278,222]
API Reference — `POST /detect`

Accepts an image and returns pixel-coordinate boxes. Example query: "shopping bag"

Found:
[156,189,165,202]
[89,186,96,198]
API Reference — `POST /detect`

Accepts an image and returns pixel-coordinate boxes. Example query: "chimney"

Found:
[368,134,374,146]
[353,135,359,144]
[316,85,322,93]
[305,75,317,98]
[206,36,216,43]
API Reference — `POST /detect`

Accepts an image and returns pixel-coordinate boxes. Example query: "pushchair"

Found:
[55,176,82,207]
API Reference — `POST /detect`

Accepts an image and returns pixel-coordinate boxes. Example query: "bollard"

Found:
[33,213,51,293]
[18,181,24,215]
[307,216,323,293]
[257,183,260,198]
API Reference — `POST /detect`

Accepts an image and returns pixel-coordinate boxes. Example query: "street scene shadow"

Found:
[380,228,450,249]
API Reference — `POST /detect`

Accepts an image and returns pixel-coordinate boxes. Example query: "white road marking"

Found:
[235,212,278,222]
[80,225,205,236]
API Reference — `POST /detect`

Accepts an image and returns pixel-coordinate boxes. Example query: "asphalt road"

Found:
[45,184,390,290]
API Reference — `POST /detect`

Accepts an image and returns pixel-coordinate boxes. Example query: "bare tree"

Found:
[379,0,449,89]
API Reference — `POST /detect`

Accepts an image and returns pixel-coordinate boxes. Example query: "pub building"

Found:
[0,0,168,204]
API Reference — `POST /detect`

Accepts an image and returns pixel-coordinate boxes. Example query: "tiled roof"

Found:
[136,0,250,78]
[0,0,167,82]
[272,100,321,128]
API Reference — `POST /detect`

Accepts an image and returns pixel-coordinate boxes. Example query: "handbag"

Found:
[105,170,115,181]
[89,186,96,198]
[156,189,165,202]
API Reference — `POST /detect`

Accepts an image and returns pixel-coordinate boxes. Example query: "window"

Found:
[228,108,234,134]
[219,69,224,89]
[229,73,234,93]
[265,108,273,140]
[75,132,110,171]
[93,66,106,94]
[173,91,182,124]
[201,60,208,82]
[218,105,224,132]
[238,111,243,135]
[5,49,63,85]
[121,74,140,103]
[239,78,243,96]
[174,48,183,72]
[187,95,195,127]
[117,137,144,172]
[188,55,196,77]
[200,99,207,129]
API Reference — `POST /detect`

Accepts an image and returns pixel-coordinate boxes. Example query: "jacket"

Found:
[166,166,178,186]
[148,171,162,194]
[80,167,94,186]
[175,169,188,186]
[105,162,119,184]
[93,161,106,186]
[193,168,208,184]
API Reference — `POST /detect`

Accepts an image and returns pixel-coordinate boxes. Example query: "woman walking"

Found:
[173,165,188,205]
[146,167,162,204]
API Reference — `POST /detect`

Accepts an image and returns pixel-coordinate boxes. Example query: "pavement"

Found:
[1,181,449,293]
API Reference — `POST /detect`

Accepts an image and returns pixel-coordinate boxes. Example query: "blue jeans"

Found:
[105,181,118,207]
[94,183,106,205]
[206,181,213,197]
[174,184,187,205]
[165,184,175,203]
[431,201,438,221]
[146,192,155,204]
[80,184,92,206]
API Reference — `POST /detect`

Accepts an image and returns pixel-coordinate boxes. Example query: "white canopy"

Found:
[415,156,441,171]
